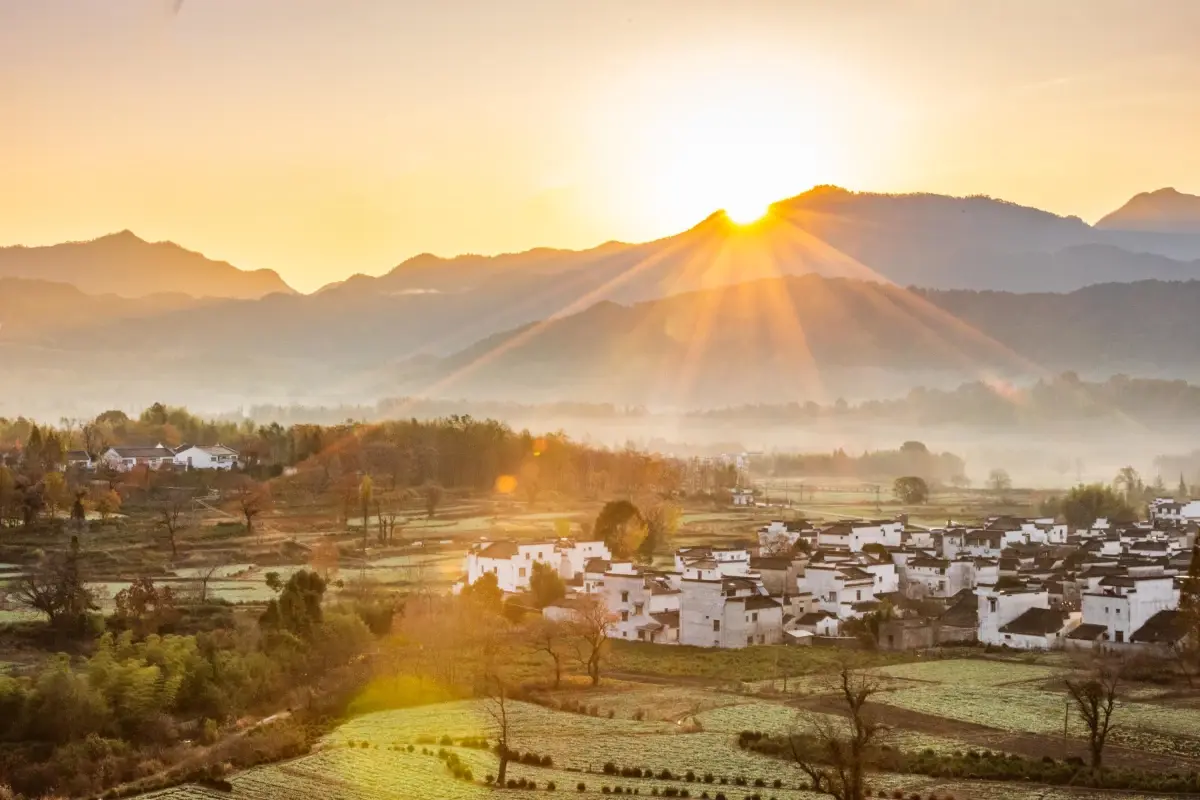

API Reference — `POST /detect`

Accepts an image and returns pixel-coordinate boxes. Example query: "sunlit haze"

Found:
[3,0,1200,290]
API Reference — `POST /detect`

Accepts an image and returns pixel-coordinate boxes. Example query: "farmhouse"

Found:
[463,539,612,594]
[1080,574,1177,644]
[679,573,783,648]
[101,444,177,471]
[172,444,240,470]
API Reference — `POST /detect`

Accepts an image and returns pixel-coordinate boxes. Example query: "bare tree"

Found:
[483,673,513,786]
[5,536,96,631]
[1065,662,1121,772]
[156,489,190,558]
[191,561,222,603]
[568,595,618,686]
[229,477,272,538]
[377,504,403,545]
[527,617,569,688]
[787,666,885,800]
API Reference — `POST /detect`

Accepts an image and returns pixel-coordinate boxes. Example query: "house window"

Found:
[713,620,721,632]
[856,590,862,601]
[758,634,765,644]
[621,591,629,603]
[988,599,998,613]
[747,636,754,646]
[1115,630,1124,643]
[519,568,526,578]
[751,612,758,622]
[634,602,644,614]
[525,553,531,560]
[637,630,645,641]
[621,611,629,622]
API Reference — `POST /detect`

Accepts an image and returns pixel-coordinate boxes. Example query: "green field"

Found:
[132,695,1184,800]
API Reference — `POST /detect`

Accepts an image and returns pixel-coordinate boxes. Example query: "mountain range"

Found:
[0,230,293,299]
[5,185,1200,417]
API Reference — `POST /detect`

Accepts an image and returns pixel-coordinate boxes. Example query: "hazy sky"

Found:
[3,0,1200,291]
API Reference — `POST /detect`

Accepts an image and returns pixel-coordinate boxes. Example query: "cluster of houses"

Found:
[457,497,1198,654]
[64,443,242,472]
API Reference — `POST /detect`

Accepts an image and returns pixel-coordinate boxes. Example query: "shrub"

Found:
[704,773,715,784]
[605,762,618,775]
[508,780,519,789]
[734,777,747,787]
[719,777,728,785]
[754,779,765,788]
[609,710,616,719]
[602,787,611,795]
[659,769,674,780]
[633,709,646,721]
[681,791,690,798]
[892,792,904,800]
[406,744,415,752]
[440,735,453,745]
[772,780,782,789]
[542,755,554,768]
[486,775,495,784]
[715,794,727,800]
[686,770,697,782]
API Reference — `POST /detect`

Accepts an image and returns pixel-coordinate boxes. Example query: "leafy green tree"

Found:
[1060,484,1134,528]
[1113,466,1144,501]
[594,500,647,560]
[460,571,503,613]
[529,561,566,608]
[260,569,327,638]
[986,468,1012,493]
[891,476,929,504]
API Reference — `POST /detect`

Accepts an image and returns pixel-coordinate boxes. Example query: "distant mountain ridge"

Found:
[1096,187,1200,234]
[321,186,1200,299]
[0,230,294,299]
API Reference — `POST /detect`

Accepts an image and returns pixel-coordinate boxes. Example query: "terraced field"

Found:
[132,699,1182,800]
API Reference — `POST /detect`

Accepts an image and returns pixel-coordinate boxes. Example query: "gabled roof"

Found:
[1130,610,1187,644]
[107,445,175,459]
[743,595,782,611]
[796,611,836,625]
[1067,623,1108,641]
[998,607,1067,636]
[584,558,611,573]
[479,541,520,559]
[939,591,978,628]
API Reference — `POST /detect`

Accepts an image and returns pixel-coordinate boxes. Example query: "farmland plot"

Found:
[871,658,1063,687]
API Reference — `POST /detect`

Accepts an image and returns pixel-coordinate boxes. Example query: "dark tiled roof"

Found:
[109,445,174,459]
[1130,610,1187,644]
[797,611,836,625]
[584,558,611,572]
[998,608,1067,636]
[1067,623,1108,641]
[939,593,978,628]
[750,556,794,570]
[479,541,520,559]
[743,595,782,611]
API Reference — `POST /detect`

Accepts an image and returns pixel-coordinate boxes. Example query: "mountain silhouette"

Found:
[0,230,294,299]
[1095,188,1200,234]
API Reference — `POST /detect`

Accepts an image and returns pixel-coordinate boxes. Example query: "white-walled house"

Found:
[977,586,1051,646]
[679,575,783,648]
[101,444,177,471]
[557,540,612,581]
[601,568,682,644]
[464,540,557,593]
[1081,575,1178,645]
[800,563,878,619]
[675,546,751,576]
[905,557,975,599]
[817,520,903,553]
[173,444,240,470]
[1150,498,1200,525]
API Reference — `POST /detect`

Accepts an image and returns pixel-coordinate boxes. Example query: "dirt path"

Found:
[794,694,1198,772]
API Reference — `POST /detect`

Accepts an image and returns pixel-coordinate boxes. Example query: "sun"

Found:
[724,201,769,225]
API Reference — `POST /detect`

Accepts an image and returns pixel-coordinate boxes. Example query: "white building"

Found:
[173,444,240,470]
[101,444,177,471]
[675,546,751,576]
[1150,498,1200,525]
[679,574,783,648]
[905,557,975,599]
[1081,575,1178,645]
[800,563,878,619]
[462,539,612,594]
[601,567,682,644]
[977,586,1078,649]
[816,520,903,553]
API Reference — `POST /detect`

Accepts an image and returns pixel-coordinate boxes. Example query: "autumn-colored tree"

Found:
[42,472,68,519]
[594,500,647,560]
[529,561,566,608]
[229,476,272,537]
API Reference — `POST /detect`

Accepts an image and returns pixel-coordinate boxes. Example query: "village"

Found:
[459,496,1199,655]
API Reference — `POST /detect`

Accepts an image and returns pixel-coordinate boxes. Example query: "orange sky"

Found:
[2,0,1199,291]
